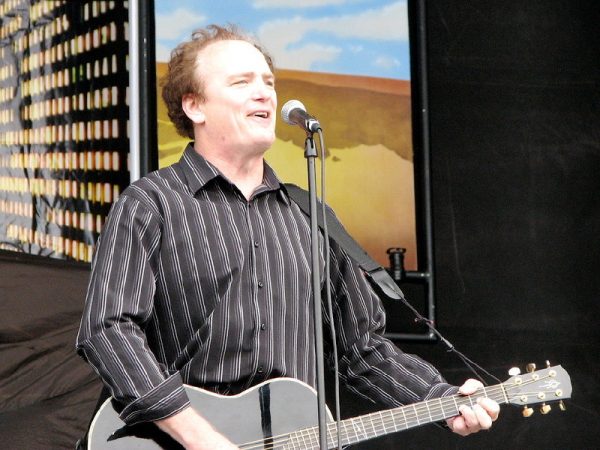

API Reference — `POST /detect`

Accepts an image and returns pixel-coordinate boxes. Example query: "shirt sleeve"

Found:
[76,194,190,425]
[326,239,458,407]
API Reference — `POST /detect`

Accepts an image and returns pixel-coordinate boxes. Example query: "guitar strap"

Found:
[284,183,405,302]
[283,186,504,390]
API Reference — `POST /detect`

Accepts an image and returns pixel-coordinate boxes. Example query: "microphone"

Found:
[281,100,321,133]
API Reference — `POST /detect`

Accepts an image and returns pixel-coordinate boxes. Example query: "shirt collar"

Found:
[178,143,291,205]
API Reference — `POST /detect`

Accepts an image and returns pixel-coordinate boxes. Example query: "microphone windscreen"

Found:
[281,99,306,125]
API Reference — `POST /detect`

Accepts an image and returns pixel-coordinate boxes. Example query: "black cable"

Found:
[395,291,501,385]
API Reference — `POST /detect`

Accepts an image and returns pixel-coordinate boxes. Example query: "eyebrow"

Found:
[228,71,275,82]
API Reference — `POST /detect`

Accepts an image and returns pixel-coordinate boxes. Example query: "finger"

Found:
[472,403,493,430]
[448,416,470,436]
[459,405,480,429]
[478,397,500,422]
[458,379,484,395]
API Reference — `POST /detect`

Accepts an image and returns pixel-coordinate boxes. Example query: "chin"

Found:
[254,134,276,150]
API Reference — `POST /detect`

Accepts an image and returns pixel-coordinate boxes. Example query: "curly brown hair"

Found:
[160,24,275,139]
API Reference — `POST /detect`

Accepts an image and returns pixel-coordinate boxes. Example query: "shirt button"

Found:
[257,281,264,288]
[253,240,259,248]
[257,366,264,374]
[260,323,266,330]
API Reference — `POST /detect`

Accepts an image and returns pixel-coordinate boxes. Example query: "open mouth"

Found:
[249,111,270,119]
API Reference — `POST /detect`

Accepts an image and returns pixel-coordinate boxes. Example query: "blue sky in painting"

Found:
[154,0,411,80]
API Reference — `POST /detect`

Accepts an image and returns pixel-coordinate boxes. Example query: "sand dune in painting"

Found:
[156,65,417,268]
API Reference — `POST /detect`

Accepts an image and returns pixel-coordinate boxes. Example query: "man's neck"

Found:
[193,143,265,201]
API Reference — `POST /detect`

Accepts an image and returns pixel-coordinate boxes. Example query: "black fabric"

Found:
[0,252,103,449]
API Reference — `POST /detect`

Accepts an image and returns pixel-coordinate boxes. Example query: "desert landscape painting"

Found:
[156,64,417,269]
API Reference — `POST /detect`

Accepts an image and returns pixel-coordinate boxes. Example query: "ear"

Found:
[181,94,205,124]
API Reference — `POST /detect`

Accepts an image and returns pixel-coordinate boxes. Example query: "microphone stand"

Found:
[303,132,329,450]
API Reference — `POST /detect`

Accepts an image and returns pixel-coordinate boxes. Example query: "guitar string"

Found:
[236,375,557,450]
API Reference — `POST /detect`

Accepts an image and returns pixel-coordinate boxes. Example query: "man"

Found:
[77,25,499,449]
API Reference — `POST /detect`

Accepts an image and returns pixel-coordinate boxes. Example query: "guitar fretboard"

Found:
[285,385,508,449]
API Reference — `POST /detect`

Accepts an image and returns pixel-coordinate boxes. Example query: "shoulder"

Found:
[120,164,189,217]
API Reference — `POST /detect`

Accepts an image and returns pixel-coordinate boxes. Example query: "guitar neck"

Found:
[341,385,507,447]
[291,384,508,449]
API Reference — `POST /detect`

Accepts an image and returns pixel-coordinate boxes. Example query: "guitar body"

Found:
[88,378,333,450]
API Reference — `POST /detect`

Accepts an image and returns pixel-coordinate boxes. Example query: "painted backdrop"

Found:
[154,1,416,269]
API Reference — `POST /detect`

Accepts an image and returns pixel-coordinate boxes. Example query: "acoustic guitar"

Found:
[88,363,571,449]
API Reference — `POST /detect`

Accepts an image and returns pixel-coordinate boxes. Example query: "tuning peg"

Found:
[522,406,534,417]
[508,367,521,376]
[526,363,537,373]
[559,401,566,411]
[546,360,551,368]
[540,403,551,415]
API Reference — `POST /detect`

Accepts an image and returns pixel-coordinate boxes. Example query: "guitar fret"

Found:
[425,400,433,423]
[372,414,380,437]
[326,422,336,448]
[351,417,367,442]
[438,398,453,418]
[500,383,510,404]
[412,404,420,425]
[437,397,447,419]
[309,427,320,450]
[482,385,488,399]
[361,413,375,439]
[452,394,459,414]
[400,404,408,430]
[344,418,356,444]
[300,427,311,449]
[290,431,302,450]
[390,407,399,431]
[377,411,386,435]
[340,419,350,446]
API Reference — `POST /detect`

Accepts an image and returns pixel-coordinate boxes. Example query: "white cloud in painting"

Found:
[253,0,347,8]
[279,43,342,71]
[319,1,408,40]
[258,2,408,70]
[373,55,401,69]
[155,8,206,40]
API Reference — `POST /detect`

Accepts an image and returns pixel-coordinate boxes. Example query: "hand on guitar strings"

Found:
[446,379,500,436]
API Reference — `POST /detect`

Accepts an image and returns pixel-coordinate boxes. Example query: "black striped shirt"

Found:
[76,144,455,425]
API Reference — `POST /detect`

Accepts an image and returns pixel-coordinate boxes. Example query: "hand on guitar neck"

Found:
[446,379,501,436]
[155,406,239,450]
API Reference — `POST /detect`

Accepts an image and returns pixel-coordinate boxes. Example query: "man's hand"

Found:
[155,407,239,450]
[446,379,500,436]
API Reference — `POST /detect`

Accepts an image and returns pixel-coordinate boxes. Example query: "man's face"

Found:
[195,40,277,155]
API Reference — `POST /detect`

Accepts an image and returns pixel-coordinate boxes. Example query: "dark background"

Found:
[357,0,600,448]
[1,0,598,448]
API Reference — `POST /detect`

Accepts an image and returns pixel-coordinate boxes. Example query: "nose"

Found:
[252,80,275,102]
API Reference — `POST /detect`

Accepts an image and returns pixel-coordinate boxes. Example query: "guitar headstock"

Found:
[503,363,571,416]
